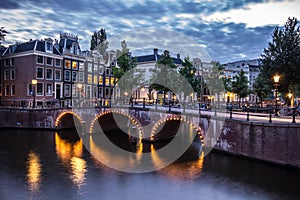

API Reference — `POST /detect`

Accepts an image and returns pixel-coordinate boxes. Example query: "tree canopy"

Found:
[260,17,300,94]
[0,27,8,45]
[231,69,249,106]
[90,28,108,55]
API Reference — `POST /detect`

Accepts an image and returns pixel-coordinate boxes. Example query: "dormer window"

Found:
[45,39,53,52]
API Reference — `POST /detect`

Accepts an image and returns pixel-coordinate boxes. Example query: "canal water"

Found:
[0,129,299,200]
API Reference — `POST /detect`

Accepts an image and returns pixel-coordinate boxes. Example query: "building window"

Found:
[37,55,44,64]
[56,59,61,67]
[4,70,9,80]
[46,83,53,96]
[72,85,77,97]
[36,67,44,79]
[65,60,71,69]
[46,57,53,66]
[11,58,14,66]
[5,85,9,96]
[5,59,9,66]
[88,63,92,73]
[88,74,92,84]
[72,71,78,82]
[64,70,71,81]
[93,86,98,98]
[11,85,15,96]
[94,65,98,74]
[99,66,104,74]
[46,42,52,51]
[10,69,15,80]
[72,61,78,70]
[93,75,98,84]
[55,69,61,81]
[36,83,43,96]
[79,62,84,71]
[79,72,84,82]
[0,84,2,96]
[86,85,91,100]
[27,84,32,96]
[64,84,71,97]
[46,68,53,80]
[99,76,103,85]
[106,68,110,76]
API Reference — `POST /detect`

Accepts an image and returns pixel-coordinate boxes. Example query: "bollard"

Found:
[230,107,232,119]
[143,98,145,109]
[269,110,272,123]
[246,108,250,121]
[292,108,296,123]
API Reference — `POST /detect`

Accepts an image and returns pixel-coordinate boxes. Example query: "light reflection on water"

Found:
[0,129,299,200]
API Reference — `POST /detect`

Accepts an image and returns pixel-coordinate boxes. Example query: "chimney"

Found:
[177,53,180,59]
[153,48,158,55]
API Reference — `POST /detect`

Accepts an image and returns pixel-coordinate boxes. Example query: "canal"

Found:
[0,129,299,200]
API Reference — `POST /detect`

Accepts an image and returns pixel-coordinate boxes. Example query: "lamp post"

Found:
[31,79,37,109]
[288,91,292,107]
[273,74,280,116]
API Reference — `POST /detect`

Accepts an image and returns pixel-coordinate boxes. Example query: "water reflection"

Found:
[158,152,204,180]
[55,132,87,188]
[27,151,42,193]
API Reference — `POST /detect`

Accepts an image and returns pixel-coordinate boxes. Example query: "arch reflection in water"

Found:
[55,131,87,188]
[27,151,42,193]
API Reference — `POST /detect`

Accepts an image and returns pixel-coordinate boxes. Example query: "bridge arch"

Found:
[151,117,204,145]
[89,110,144,137]
[55,111,84,129]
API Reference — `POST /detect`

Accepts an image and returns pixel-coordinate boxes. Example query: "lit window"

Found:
[65,60,71,69]
[99,76,103,84]
[72,61,78,70]
[93,75,98,84]
[88,74,92,84]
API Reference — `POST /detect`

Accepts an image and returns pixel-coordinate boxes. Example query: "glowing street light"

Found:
[31,79,37,109]
[273,74,280,116]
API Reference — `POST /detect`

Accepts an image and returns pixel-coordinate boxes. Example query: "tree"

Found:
[90,28,108,55]
[260,17,300,94]
[253,74,272,107]
[150,50,178,102]
[179,57,201,97]
[205,61,226,108]
[112,40,137,81]
[0,27,8,45]
[231,69,249,107]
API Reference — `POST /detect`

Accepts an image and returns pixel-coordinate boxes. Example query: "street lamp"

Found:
[31,79,37,109]
[273,74,280,116]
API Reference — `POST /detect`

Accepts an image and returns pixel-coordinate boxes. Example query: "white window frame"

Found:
[46,57,53,66]
[46,83,53,96]
[10,69,15,80]
[36,67,44,79]
[37,55,44,64]
[11,85,15,96]
[55,69,61,81]
[36,82,44,96]
[46,68,53,80]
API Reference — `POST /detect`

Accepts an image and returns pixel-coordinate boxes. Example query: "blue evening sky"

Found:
[0,0,299,63]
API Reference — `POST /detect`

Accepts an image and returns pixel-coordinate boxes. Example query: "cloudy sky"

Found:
[0,0,299,63]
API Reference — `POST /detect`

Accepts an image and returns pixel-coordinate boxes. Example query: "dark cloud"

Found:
[0,0,20,9]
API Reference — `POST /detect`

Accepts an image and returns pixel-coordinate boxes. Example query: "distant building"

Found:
[223,59,262,105]
[0,33,115,108]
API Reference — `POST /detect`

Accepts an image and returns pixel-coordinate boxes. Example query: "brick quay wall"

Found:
[215,119,300,169]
